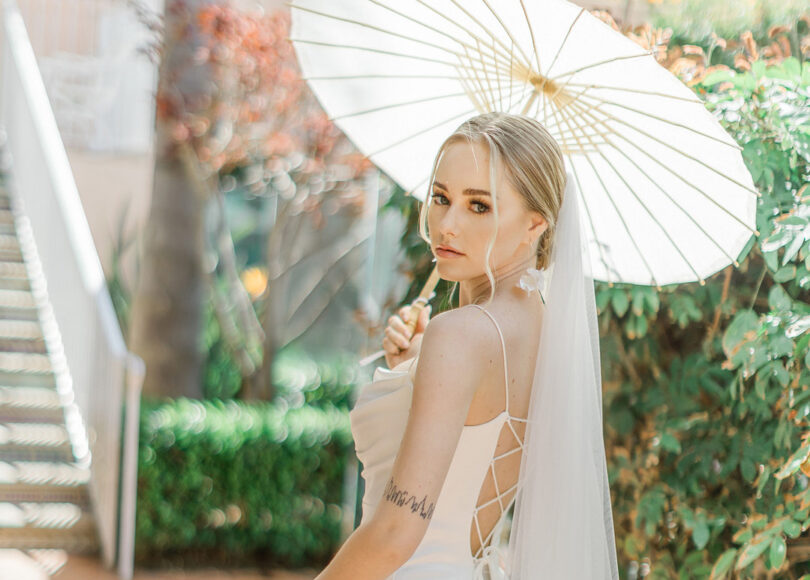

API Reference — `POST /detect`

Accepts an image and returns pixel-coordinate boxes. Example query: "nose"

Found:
[437,204,459,239]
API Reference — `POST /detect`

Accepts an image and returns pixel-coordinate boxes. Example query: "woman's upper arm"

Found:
[366,308,495,559]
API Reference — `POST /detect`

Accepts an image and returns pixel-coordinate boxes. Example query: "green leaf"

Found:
[769,335,794,359]
[762,229,792,253]
[784,519,802,539]
[631,291,645,317]
[775,440,810,479]
[735,535,771,570]
[741,457,757,482]
[612,290,629,317]
[595,289,610,312]
[644,289,660,313]
[660,432,682,453]
[774,265,797,283]
[722,310,760,360]
[768,285,792,311]
[693,518,710,550]
[764,249,779,272]
[769,535,786,568]
[710,549,737,579]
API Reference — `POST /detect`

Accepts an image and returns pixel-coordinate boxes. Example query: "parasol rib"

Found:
[542,84,618,284]
[288,38,515,79]
[550,96,660,286]
[571,167,620,285]
[473,39,497,111]
[517,0,543,75]
[564,82,704,104]
[331,91,471,121]
[568,98,759,236]
[366,0,524,72]
[543,7,586,80]
[456,0,533,73]
[582,102,761,197]
[549,51,655,82]
[576,91,742,151]
[365,106,482,157]
[412,0,533,74]
[562,102,711,282]
[303,73,467,81]
[289,3,517,75]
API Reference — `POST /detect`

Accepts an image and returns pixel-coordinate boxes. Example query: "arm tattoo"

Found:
[383,476,435,520]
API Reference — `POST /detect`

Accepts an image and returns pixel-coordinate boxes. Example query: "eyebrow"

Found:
[432,181,491,197]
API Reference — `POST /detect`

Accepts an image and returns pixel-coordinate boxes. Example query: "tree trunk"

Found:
[128,0,213,399]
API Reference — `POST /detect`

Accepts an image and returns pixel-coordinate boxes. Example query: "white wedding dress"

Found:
[350,304,527,579]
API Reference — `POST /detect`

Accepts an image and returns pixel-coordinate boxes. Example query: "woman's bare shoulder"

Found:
[421,305,501,357]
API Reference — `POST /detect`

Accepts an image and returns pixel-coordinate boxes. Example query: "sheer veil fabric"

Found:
[507,171,620,579]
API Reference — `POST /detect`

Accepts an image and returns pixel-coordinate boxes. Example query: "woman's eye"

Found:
[431,192,449,205]
[471,200,490,214]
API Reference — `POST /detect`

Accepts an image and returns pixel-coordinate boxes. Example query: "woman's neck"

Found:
[458,256,536,306]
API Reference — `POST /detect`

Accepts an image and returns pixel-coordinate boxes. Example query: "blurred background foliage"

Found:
[110,0,810,576]
[135,398,352,568]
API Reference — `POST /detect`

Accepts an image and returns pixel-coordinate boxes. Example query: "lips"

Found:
[435,245,464,258]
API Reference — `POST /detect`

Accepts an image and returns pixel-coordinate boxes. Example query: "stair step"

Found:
[0,485,90,508]
[0,462,90,487]
[0,353,51,374]
[0,371,56,389]
[0,338,46,355]
[0,321,43,341]
[0,504,97,552]
[0,549,49,580]
[0,289,35,307]
[0,234,19,251]
[0,261,28,280]
[0,250,22,263]
[0,211,14,226]
[0,424,74,463]
[0,387,63,423]
[24,549,69,577]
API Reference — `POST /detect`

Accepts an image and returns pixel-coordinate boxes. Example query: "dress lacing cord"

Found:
[468,305,528,570]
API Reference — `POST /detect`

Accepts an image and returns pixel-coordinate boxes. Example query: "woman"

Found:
[315,112,618,579]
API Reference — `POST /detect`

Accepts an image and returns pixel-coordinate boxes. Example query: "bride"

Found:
[314,112,619,579]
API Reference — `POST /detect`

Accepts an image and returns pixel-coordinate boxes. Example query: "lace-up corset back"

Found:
[349,303,529,578]
[467,304,528,560]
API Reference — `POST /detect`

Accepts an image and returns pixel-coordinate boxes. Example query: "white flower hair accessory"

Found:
[518,267,546,303]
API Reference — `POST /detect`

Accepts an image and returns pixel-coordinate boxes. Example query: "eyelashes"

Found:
[430,192,490,214]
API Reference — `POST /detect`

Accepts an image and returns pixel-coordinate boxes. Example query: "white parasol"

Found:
[288,0,759,289]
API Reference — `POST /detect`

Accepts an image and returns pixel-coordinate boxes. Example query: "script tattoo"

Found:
[383,477,435,520]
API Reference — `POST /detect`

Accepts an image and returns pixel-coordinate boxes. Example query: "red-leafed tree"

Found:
[129,0,373,399]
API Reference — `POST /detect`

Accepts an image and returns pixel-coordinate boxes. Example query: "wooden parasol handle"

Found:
[404,265,440,335]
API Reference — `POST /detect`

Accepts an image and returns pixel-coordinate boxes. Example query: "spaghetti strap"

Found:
[466,303,528,563]
[469,304,510,416]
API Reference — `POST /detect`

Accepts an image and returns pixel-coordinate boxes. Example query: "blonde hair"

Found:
[418,112,566,304]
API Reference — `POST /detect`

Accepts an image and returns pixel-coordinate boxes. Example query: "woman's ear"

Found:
[525,213,548,246]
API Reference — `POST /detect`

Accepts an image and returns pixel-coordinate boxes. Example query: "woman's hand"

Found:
[382,303,432,369]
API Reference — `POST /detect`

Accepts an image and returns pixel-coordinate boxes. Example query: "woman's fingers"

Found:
[388,312,413,340]
[382,303,433,357]
[384,326,409,351]
[382,335,400,355]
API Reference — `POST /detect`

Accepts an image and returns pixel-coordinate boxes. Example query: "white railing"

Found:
[0,1,145,578]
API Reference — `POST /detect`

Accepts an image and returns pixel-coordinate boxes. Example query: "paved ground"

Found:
[56,556,319,579]
[56,556,319,580]
[0,552,319,580]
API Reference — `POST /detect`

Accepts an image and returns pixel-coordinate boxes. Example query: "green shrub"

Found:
[135,397,353,568]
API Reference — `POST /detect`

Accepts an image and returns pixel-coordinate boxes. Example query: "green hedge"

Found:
[135,398,353,568]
